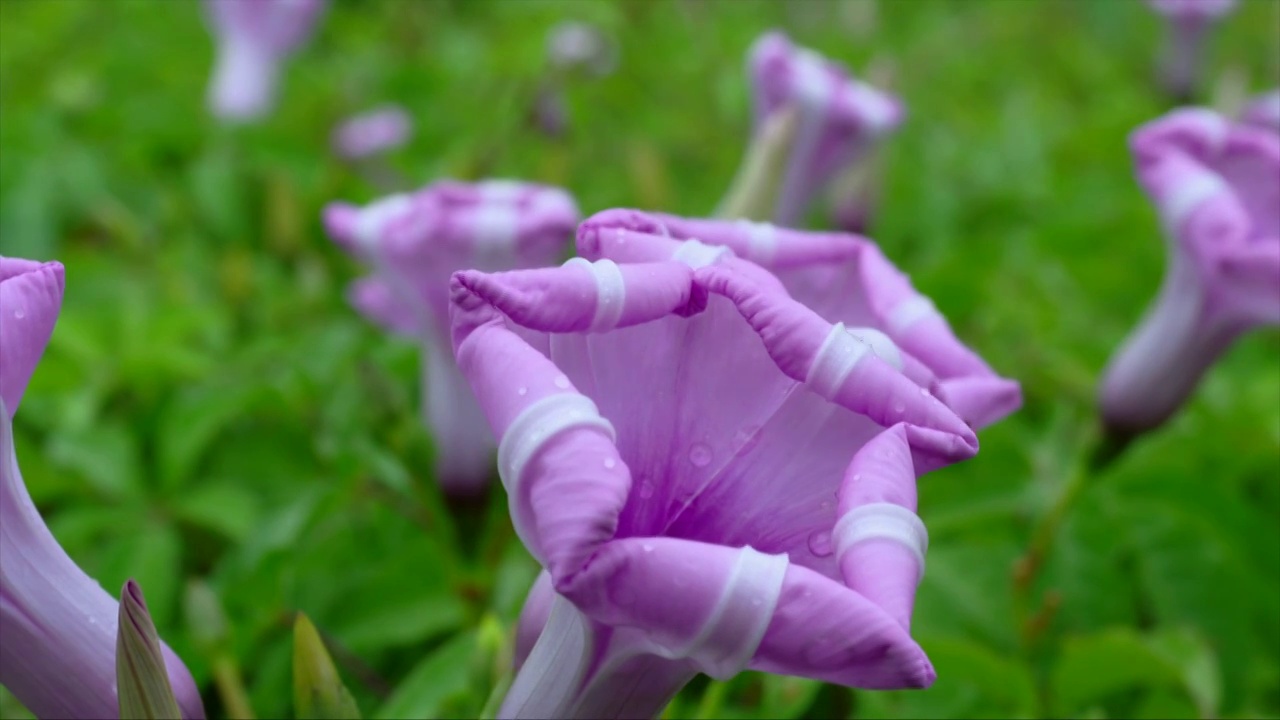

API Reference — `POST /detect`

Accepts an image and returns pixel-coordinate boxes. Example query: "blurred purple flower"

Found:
[324,181,580,493]
[1146,0,1237,101]
[204,0,327,122]
[581,210,1023,430]
[546,21,618,78]
[1241,89,1280,133]
[1099,108,1280,436]
[747,31,903,227]
[0,257,204,719]
[332,105,413,161]
[449,221,1011,716]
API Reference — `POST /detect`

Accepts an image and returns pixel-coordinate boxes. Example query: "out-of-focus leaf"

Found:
[45,420,142,499]
[97,522,182,630]
[758,674,822,719]
[172,482,262,543]
[375,632,476,720]
[157,382,268,491]
[914,541,1022,653]
[332,591,467,653]
[293,613,362,720]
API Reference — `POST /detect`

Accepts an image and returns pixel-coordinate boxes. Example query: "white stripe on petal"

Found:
[886,295,938,336]
[672,239,732,269]
[1162,171,1228,231]
[833,502,928,580]
[846,326,903,371]
[805,322,872,401]
[565,257,626,331]
[497,393,616,496]
[674,546,789,680]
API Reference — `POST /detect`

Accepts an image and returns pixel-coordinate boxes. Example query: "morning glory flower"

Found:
[324,180,580,493]
[450,222,1002,717]
[0,257,205,719]
[578,209,1023,430]
[1146,0,1237,101]
[1099,108,1280,437]
[1241,89,1280,133]
[743,31,903,227]
[331,105,413,162]
[204,0,327,122]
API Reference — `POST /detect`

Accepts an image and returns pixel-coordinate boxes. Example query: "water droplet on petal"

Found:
[688,443,712,467]
[892,400,906,414]
[638,481,655,499]
[518,386,528,396]
[920,387,930,397]
[807,530,834,557]
[553,374,571,389]
[852,473,862,482]
[603,457,617,469]
[13,307,25,320]
[642,543,654,553]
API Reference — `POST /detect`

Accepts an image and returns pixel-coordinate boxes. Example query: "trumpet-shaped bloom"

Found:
[578,209,1022,431]
[1146,0,1237,101]
[324,180,580,493]
[747,31,903,227]
[0,257,204,719]
[450,222,1012,717]
[1241,89,1280,133]
[204,0,327,121]
[1099,108,1280,436]
[332,105,413,161]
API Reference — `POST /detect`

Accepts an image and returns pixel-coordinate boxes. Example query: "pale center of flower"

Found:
[497,393,617,497]
[833,502,929,581]
[805,322,874,401]
[565,257,626,331]
[671,239,732,269]
[666,545,790,680]
[886,295,938,336]
[471,203,520,255]
[735,219,778,265]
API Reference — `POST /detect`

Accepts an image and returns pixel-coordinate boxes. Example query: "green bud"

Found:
[292,613,361,720]
[116,580,182,720]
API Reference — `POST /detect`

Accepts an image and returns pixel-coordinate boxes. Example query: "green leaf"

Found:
[375,632,477,720]
[172,482,262,543]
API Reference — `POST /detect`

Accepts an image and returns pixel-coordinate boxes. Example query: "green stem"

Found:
[211,654,256,720]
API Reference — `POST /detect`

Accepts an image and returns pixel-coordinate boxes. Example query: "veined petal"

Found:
[1,404,204,719]
[0,258,64,417]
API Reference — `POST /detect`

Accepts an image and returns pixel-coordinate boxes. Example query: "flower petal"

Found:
[0,258,64,418]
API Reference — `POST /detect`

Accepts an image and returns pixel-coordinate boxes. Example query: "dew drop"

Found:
[892,400,906,414]
[852,473,862,482]
[807,529,834,558]
[642,543,655,553]
[603,457,617,469]
[688,443,712,468]
[638,481,655,499]
[553,374,571,389]
[13,307,25,320]
[517,386,528,396]
[919,387,931,397]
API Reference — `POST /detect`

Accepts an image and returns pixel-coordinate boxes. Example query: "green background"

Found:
[1,0,1278,717]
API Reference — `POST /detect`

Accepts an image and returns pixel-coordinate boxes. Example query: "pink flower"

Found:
[1146,0,1237,101]
[747,31,903,227]
[1099,108,1280,436]
[1241,89,1280,133]
[331,105,413,161]
[324,180,580,493]
[449,221,1013,717]
[204,0,327,122]
[0,257,204,719]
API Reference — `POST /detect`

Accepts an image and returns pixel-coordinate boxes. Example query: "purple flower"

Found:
[324,180,580,493]
[1241,89,1280,133]
[448,221,1011,717]
[204,0,327,122]
[579,210,1023,430]
[0,257,204,719]
[1146,0,1237,101]
[1099,108,1280,436]
[546,21,618,78]
[331,105,413,161]
[747,31,903,227]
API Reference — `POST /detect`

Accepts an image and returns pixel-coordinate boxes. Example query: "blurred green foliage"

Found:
[1,1,1278,718]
